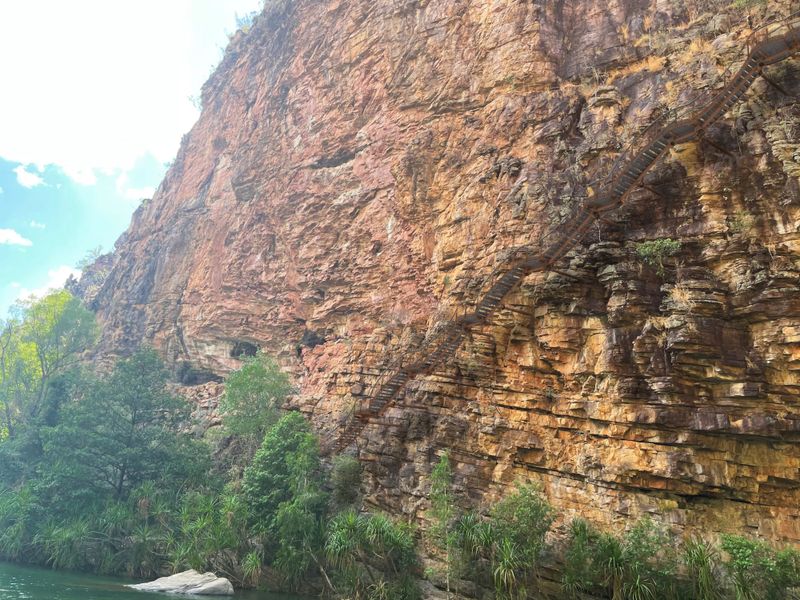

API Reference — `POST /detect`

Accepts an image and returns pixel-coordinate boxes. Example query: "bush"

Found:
[561,516,678,600]
[683,537,724,600]
[722,534,800,600]
[326,510,420,600]
[331,455,362,511]
[219,351,292,439]
[453,482,554,599]
[635,238,681,276]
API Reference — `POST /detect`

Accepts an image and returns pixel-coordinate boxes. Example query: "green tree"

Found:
[19,290,97,419]
[40,348,209,506]
[242,411,327,588]
[490,483,554,598]
[0,292,96,486]
[331,454,362,511]
[722,534,800,600]
[219,351,292,439]
[242,412,322,533]
[429,451,457,598]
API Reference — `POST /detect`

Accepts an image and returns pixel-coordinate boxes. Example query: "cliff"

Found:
[85,0,800,547]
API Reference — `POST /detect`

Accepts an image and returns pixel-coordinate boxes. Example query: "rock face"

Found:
[86,0,800,547]
[128,570,234,595]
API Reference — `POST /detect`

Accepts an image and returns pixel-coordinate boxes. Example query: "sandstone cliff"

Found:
[86,0,800,547]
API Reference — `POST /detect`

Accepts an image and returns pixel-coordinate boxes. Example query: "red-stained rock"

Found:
[84,0,800,549]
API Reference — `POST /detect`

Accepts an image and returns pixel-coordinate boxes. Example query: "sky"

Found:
[0,0,261,316]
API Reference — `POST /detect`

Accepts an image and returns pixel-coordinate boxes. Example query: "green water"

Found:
[0,561,302,600]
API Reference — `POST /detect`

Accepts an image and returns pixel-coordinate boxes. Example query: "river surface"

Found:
[0,561,304,600]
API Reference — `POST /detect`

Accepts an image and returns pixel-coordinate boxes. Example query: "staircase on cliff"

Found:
[331,13,800,454]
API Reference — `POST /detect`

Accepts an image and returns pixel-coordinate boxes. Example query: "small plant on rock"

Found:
[636,238,681,277]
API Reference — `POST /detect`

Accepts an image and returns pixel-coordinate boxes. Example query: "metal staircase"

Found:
[330,13,800,454]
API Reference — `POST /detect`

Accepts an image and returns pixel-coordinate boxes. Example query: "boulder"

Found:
[128,569,234,595]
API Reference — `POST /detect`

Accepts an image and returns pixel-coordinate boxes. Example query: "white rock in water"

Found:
[128,569,234,595]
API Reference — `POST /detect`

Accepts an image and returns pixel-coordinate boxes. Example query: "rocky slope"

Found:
[86,0,800,546]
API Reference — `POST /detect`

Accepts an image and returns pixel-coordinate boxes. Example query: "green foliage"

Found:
[561,516,678,600]
[243,411,322,534]
[331,454,362,510]
[428,451,458,598]
[0,291,96,442]
[242,411,327,589]
[683,537,724,600]
[728,210,755,236]
[451,483,554,599]
[635,238,681,276]
[39,348,209,505]
[219,351,292,439]
[430,452,455,538]
[721,534,800,600]
[491,483,554,569]
[731,0,766,8]
[562,518,600,598]
[326,510,420,600]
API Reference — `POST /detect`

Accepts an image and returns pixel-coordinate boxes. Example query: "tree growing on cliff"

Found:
[330,454,362,511]
[219,351,292,440]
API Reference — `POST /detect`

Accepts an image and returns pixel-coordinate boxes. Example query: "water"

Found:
[0,561,302,600]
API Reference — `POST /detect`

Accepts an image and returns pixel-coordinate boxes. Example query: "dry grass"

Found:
[669,283,694,311]
[606,55,667,85]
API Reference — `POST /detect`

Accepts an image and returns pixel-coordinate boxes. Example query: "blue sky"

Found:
[0,1,261,315]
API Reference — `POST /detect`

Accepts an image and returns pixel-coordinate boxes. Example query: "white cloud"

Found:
[13,165,45,188]
[0,0,261,186]
[115,172,155,200]
[16,265,81,300]
[0,229,33,246]
[29,220,46,229]
[0,186,4,194]
[124,186,156,200]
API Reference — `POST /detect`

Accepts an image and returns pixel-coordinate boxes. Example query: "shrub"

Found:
[683,537,725,600]
[722,534,800,600]
[635,238,681,276]
[331,454,362,511]
[326,510,420,600]
[561,516,679,600]
[219,351,292,439]
[453,483,554,599]
[728,210,755,237]
[731,0,767,8]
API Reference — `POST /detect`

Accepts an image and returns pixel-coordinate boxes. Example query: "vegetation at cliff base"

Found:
[2,291,798,600]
